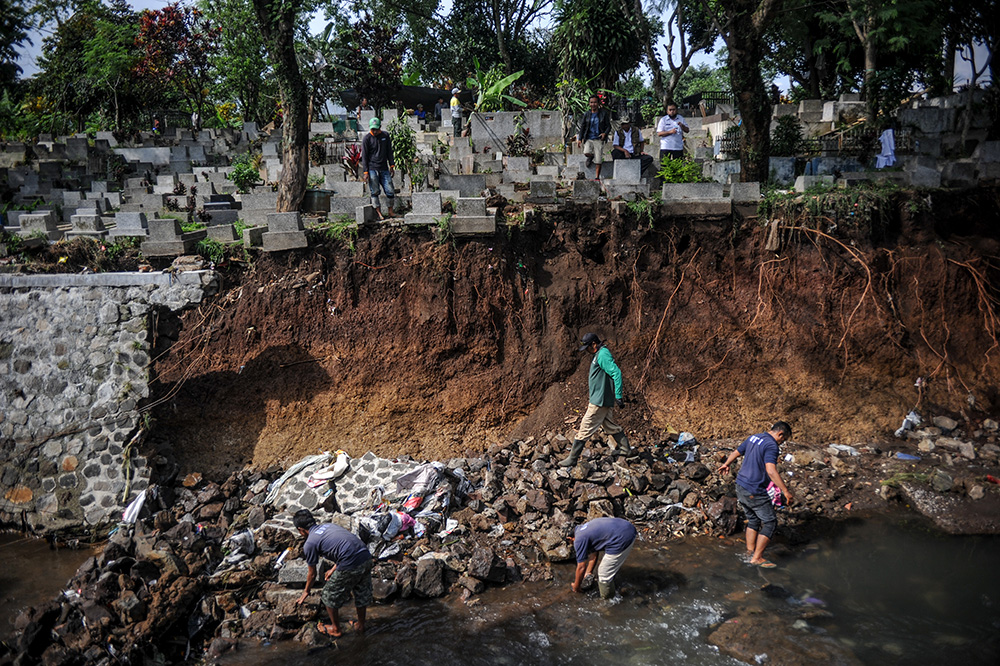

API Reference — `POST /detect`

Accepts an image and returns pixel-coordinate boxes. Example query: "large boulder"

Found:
[467,547,506,583]
[535,527,573,562]
[706,496,740,535]
[414,558,446,598]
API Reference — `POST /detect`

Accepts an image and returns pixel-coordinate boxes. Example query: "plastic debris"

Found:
[121,490,147,525]
[894,411,922,438]
[829,444,860,456]
[895,452,921,461]
[265,452,332,505]
[436,518,459,538]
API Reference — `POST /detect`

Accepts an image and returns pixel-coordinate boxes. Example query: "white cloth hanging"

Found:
[876,129,896,169]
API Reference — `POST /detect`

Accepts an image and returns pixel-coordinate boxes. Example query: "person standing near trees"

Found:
[450,88,463,137]
[559,332,632,467]
[361,116,395,219]
[656,102,690,161]
[717,421,795,568]
[576,94,611,180]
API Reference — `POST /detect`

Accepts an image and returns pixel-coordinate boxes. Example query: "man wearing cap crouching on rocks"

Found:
[560,333,632,467]
[293,509,373,637]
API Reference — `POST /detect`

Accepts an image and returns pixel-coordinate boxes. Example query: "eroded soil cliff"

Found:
[150,187,1000,477]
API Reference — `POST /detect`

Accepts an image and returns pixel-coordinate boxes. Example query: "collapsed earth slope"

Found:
[151,188,1000,477]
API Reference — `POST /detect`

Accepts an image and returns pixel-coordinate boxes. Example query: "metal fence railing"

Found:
[718,123,913,158]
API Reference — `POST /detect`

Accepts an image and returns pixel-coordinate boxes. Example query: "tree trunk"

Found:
[862,39,877,122]
[491,0,513,73]
[728,2,772,182]
[252,0,308,212]
[939,33,956,95]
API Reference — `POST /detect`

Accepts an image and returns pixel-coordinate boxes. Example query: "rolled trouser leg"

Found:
[611,432,631,456]
[558,439,585,467]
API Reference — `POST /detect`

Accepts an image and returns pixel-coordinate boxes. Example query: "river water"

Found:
[0,533,94,639]
[2,517,997,664]
[226,516,1000,666]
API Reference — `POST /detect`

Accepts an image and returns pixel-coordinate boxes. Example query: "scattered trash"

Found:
[436,518,459,538]
[895,452,921,461]
[121,490,147,525]
[828,444,860,456]
[894,411,922,438]
[307,450,351,485]
[218,530,255,568]
[273,548,291,569]
[265,453,332,505]
[985,475,1000,485]
[766,482,784,508]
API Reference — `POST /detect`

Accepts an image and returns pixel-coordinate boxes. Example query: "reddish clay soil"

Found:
[151,188,1000,478]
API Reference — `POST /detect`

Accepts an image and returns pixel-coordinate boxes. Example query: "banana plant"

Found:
[465,58,527,112]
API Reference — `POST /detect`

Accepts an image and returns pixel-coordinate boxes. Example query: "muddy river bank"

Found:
[223,518,1000,666]
[2,417,999,665]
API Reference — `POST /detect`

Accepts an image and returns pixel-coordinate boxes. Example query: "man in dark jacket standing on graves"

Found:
[361,116,395,219]
[576,95,611,180]
[560,332,632,467]
[717,422,795,568]
[294,509,373,637]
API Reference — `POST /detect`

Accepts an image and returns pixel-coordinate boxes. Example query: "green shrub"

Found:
[657,156,706,183]
[771,115,804,156]
[196,238,226,264]
[229,152,261,193]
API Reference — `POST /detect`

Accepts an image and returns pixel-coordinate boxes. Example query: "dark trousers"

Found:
[660,149,684,161]
[611,148,654,178]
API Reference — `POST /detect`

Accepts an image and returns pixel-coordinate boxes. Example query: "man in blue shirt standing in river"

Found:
[717,422,794,568]
[570,517,638,599]
[559,332,632,467]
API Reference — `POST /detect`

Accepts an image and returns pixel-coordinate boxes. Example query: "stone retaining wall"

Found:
[0,270,217,533]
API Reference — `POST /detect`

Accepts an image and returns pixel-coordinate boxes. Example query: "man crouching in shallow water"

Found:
[293,509,373,637]
[569,517,638,599]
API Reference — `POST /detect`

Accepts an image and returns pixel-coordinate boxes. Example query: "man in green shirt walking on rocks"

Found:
[560,332,632,467]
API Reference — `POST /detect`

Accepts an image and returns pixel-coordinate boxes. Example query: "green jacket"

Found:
[589,345,623,407]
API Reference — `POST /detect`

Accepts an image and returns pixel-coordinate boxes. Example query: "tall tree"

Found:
[487,0,552,74]
[820,0,940,120]
[0,0,31,91]
[553,0,648,89]
[201,0,277,126]
[700,0,783,182]
[135,3,221,123]
[621,0,715,105]
[80,0,151,131]
[763,0,855,99]
[336,15,407,112]
[251,0,309,212]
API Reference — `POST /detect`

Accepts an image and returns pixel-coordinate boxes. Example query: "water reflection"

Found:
[0,533,94,639]
[227,518,1000,666]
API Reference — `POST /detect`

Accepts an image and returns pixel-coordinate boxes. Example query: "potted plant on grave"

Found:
[302,173,332,212]
[341,144,363,180]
